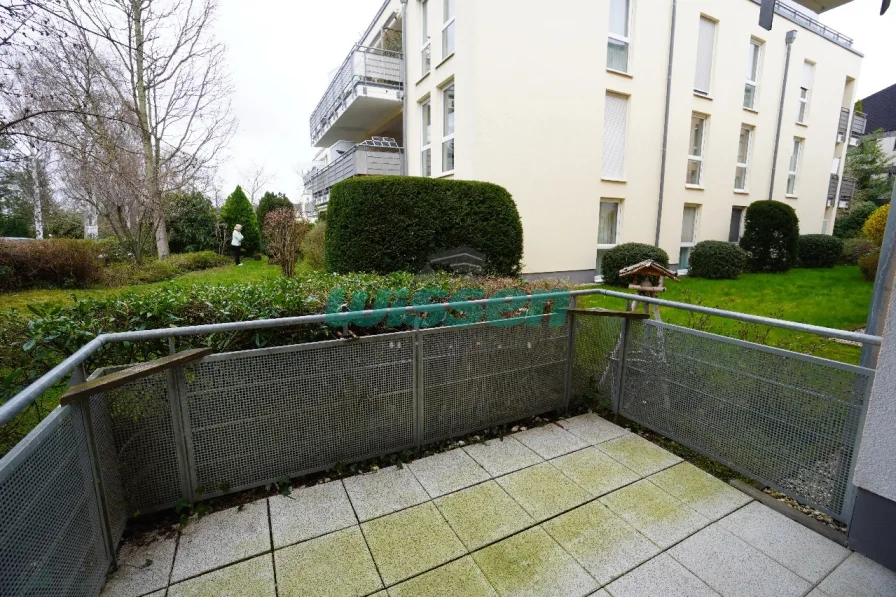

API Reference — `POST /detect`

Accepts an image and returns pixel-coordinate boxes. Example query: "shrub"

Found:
[797,235,843,268]
[739,201,800,272]
[859,250,880,282]
[264,209,310,277]
[102,259,180,286]
[302,222,326,271]
[833,202,877,239]
[862,203,890,246]
[166,192,218,253]
[601,243,670,287]
[256,193,293,238]
[325,177,523,276]
[0,239,103,290]
[220,186,261,254]
[95,237,136,263]
[840,238,876,266]
[688,241,747,279]
[167,251,230,272]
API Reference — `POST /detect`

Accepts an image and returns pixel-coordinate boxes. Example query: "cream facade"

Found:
[308,0,864,280]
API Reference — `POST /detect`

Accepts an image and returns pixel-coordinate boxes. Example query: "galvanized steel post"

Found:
[563,297,577,411]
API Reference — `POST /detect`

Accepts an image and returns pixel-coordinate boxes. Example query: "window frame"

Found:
[441,0,455,60]
[786,137,803,196]
[441,83,455,174]
[694,15,717,96]
[734,125,753,191]
[686,114,707,187]
[744,39,761,109]
[597,199,622,249]
[729,206,746,242]
[797,61,813,124]
[421,98,432,177]
[679,205,700,272]
[606,0,633,74]
[420,0,431,76]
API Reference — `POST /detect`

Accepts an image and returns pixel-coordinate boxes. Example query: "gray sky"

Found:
[213,0,895,203]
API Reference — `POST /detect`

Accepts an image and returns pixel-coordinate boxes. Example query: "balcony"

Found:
[838,176,857,209]
[837,108,850,143]
[850,111,867,145]
[310,45,403,148]
[751,0,854,49]
[304,138,403,208]
[827,173,839,207]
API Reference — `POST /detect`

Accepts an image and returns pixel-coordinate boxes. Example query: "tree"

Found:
[263,208,309,277]
[846,129,895,206]
[256,192,293,233]
[241,163,274,205]
[220,186,260,253]
[166,191,218,253]
[834,201,877,239]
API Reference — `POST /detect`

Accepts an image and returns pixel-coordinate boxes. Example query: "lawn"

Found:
[577,266,874,364]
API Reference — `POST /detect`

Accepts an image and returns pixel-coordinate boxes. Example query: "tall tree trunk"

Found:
[31,153,44,239]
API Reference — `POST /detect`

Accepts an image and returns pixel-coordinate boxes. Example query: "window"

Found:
[686,114,707,186]
[596,200,621,277]
[694,16,716,95]
[734,126,753,191]
[602,93,628,179]
[421,99,432,176]
[744,40,761,109]
[729,207,745,242]
[680,205,699,270]
[442,0,455,59]
[787,137,803,195]
[420,0,431,75]
[607,0,631,73]
[797,61,814,123]
[441,83,455,172]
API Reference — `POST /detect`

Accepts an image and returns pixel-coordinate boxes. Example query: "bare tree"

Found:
[241,162,274,205]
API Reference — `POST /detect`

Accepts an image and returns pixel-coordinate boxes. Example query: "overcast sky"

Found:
[213,0,895,204]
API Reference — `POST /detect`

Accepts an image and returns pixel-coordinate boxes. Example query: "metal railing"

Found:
[839,176,858,209]
[304,143,403,206]
[309,45,402,145]
[753,0,854,49]
[827,173,840,206]
[838,108,851,142]
[0,288,881,596]
[851,111,867,142]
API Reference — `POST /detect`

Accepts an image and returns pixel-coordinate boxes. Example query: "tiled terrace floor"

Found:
[101,414,896,597]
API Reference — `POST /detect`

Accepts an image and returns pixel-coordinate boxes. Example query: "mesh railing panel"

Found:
[619,321,871,520]
[421,321,568,443]
[89,393,129,544]
[0,406,108,597]
[571,315,623,410]
[182,335,415,495]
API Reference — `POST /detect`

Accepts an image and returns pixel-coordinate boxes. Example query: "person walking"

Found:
[231,224,244,266]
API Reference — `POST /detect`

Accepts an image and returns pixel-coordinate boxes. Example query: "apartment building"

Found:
[304,0,864,280]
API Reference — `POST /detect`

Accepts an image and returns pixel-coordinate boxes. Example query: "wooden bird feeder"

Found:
[617,260,680,320]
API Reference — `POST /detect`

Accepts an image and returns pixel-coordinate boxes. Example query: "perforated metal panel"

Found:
[0,406,109,597]
[571,315,623,410]
[89,393,129,544]
[421,320,569,443]
[182,334,415,495]
[619,320,871,520]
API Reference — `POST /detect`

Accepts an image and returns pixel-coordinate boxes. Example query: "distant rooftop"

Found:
[861,83,896,134]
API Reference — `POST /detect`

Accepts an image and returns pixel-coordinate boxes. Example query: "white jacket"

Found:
[231,230,243,247]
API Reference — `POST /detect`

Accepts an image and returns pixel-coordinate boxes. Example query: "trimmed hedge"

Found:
[840,238,876,266]
[601,243,670,287]
[0,239,103,291]
[797,235,843,268]
[688,241,747,279]
[859,250,880,282]
[325,177,523,276]
[739,201,800,272]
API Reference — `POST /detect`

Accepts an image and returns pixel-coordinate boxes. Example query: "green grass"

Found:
[577,266,873,364]
[0,258,296,312]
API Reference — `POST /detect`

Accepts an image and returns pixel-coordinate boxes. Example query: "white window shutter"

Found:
[802,61,814,87]
[694,17,716,93]
[602,93,628,179]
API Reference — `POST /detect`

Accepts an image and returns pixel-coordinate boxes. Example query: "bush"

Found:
[739,201,800,272]
[302,222,326,271]
[859,250,880,281]
[326,177,523,276]
[95,237,136,263]
[688,241,747,279]
[256,193,293,239]
[166,192,218,253]
[102,259,180,286]
[264,209,310,277]
[833,202,877,239]
[601,243,670,287]
[797,235,843,268]
[220,186,261,254]
[840,238,876,266]
[167,251,230,272]
[862,203,890,246]
[0,239,103,290]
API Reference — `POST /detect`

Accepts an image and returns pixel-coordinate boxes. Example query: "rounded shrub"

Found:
[859,250,880,282]
[325,176,523,276]
[601,243,670,287]
[840,238,876,266]
[739,200,800,272]
[688,241,747,279]
[797,235,843,268]
[862,203,890,247]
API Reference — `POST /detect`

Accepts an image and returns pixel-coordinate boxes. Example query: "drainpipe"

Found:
[769,30,797,201]
[654,0,677,247]
[399,0,409,176]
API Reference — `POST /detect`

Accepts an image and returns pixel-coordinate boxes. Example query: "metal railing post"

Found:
[612,318,632,417]
[167,340,197,503]
[413,315,424,449]
[563,297,577,411]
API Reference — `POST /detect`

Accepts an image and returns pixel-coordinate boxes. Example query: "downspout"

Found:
[769,30,797,201]
[400,0,409,176]
[654,0,677,247]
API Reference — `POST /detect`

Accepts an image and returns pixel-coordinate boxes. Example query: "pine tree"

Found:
[220,185,261,253]
[256,192,293,231]
[846,129,895,207]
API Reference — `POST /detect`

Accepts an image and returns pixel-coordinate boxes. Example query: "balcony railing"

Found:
[827,174,840,206]
[837,108,850,143]
[839,176,857,209]
[850,111,867,145]
[303,139,403,207]
[309,45,402,146]
[751,0,854,49]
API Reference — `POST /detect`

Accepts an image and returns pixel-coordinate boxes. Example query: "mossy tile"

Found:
[648,463,751,521]
[473,527,598,597]
[362,502,466,586]
[512,424,589,460]
[560,413,630,445]
[388,557,498,597]
[275,527,382,597]
[496,463,591,522]
[599,480,708,549]
[409,449,491,498]
[464,436,542,477]
[435,481,534,550]
[551,447,640,497]
[596,435,682,477]
[542,501,659,586]
[168,555,275,597]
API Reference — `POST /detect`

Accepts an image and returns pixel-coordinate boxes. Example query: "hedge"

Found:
[833,202,877,239]
[796,235,843,269]
[601,243,670,287]
[688,241,747,279]
[859,251,880,282]
[840,238,876,266]
[739,201,800,272]
[0,239,103,291]
[325,177,523,276]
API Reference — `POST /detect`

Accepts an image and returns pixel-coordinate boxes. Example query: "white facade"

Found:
[308,0,863,280]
